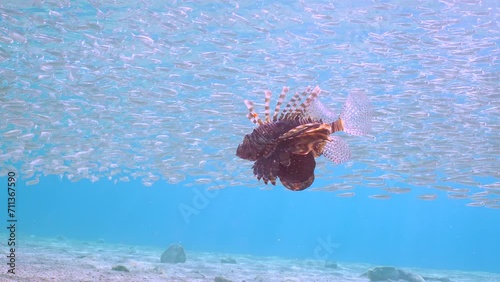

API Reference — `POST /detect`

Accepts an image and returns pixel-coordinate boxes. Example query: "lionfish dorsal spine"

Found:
[264,90,272,122]
[279,87,311,120]
[272,87,289,122]
[244,99,262,124]
[245,86,325,125]
[296,86,321,119]
[278,91,300,120]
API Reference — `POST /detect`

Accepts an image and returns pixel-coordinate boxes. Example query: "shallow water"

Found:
[1,0,499,279]
[2,234,499,282]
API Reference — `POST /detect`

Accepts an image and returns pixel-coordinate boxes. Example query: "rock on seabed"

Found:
[160,243,186,263]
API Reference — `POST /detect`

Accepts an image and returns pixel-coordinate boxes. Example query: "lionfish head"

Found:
[236,134,259,161]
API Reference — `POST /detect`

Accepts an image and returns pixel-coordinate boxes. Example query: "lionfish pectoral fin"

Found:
[287,136,331,156]
[278,150,291,166]
[278,123,332,156]
[290,146,309,155]
[311,140,328,158]
[282,174,314,191]
[253,157,279,186]
[278,123,332,142]
[278,153,316,191]
[322,136,351,164]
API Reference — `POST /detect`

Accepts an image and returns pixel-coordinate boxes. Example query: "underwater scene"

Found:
[1,0,499,281]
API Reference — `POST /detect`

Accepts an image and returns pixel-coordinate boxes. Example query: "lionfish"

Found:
[236,86,372,191]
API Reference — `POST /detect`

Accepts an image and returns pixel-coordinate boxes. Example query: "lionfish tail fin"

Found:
[322,136,351,164]
[339,89,373,136]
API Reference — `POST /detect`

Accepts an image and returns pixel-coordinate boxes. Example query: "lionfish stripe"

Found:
[297,86,321,116]
[291,92,305,112]
[264,90,271,122]
[273,87,288,122]
[288,95,302,118]
[285,87,310,120]
[331,119,344,132]
[279,91,301,120]
[244,100,260,124]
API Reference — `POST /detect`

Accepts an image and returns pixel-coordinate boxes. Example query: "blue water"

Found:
[5,174,498,273]
[1,0,499,277]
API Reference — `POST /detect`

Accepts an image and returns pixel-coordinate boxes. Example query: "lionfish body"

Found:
[236,86,372,191]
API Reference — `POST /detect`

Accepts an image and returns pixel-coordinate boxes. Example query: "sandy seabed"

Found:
[1,234,499,282]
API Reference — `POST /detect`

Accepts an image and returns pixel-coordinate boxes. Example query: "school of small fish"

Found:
[0,0,498,208]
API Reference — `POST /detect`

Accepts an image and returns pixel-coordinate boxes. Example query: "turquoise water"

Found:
[1,0,499,277]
